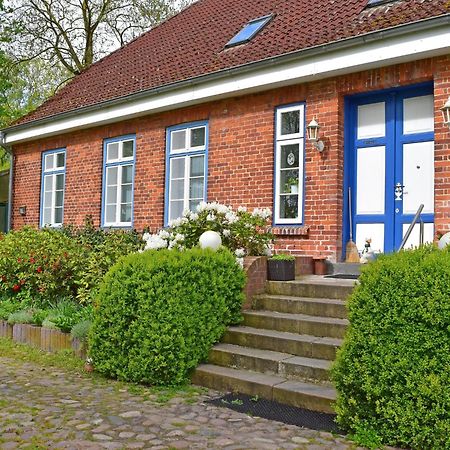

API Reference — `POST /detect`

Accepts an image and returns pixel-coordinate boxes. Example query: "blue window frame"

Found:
[274,104,305,225]
[165,121,208,225]
[226,15,272,48]
[101,135,136,228]
[40,148,66,228]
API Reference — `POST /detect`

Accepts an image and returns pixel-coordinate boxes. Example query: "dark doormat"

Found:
[207,393,341,433]
[324,274,359,280]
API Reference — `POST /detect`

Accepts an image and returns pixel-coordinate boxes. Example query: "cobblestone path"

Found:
[0,357,362,449]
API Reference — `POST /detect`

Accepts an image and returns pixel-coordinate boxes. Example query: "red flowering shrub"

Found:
[0,227,83,306]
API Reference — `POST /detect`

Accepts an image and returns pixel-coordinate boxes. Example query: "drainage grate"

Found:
[324,274,359,280]
[207,393,341,433]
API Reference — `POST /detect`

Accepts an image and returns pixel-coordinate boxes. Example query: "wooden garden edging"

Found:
[0,320,86,359]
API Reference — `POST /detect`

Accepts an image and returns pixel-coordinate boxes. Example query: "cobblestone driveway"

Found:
[0,357,361,449]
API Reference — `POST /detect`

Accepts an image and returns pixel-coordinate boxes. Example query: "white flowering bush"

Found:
[143,202,273,257]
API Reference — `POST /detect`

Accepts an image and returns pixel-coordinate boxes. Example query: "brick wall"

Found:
[11,55,450,261]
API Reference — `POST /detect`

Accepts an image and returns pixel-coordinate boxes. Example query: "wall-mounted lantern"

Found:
[306,118,325,153]
[18,205,26,216]
[441,96,450,129]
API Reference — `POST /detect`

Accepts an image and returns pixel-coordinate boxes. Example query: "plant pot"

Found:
[290,185,299,194]
[267,259,295,281]
[313,258,328,275]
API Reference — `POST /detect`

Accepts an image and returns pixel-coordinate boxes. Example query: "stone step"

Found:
[192,364,336,414]
[267,277,355,300]
[253,294,347,319]
[243,310,348,339]
[209,343,331,381]
[223,326,342,360]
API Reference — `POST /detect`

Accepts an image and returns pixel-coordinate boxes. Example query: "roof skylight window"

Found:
[225,15,272,48]
[366,0,396,7]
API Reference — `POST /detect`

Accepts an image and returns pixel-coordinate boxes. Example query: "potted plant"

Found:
[267,254,295,281]
[284,176,299,194]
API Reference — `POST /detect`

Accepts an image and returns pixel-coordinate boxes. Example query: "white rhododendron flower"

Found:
[252,208,272,219]
[237,206,247,213]
[206,213,216,221]
[175,233,185,242]
[144,234,168,250]
[236,257,244,268]
[225,212,238,224]
[235,248,245,258]
[197,201,207,212]
[222,229,231,237]
[189,213,199,221]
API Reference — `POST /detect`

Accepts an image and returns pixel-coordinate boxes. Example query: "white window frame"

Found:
[102,136,136,228]
[40,149,66,228]
[274,104,305,225]
[165,122,208,225]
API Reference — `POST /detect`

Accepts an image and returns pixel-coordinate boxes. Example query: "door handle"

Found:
[395,183,404,201]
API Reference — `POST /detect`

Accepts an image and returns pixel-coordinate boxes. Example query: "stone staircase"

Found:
[192,276,355,414]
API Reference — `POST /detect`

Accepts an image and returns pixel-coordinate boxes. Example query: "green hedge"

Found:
[89,248,245,385]
[332,245,450,450]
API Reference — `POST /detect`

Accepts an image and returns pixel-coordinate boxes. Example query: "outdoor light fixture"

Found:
[18,205,26,216]
[199,230,222,250]
[441,96,450,129]
[306,118,325,153]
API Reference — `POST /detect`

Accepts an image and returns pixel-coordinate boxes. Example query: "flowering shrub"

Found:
[143,202,273,261]
[0,227,83,306]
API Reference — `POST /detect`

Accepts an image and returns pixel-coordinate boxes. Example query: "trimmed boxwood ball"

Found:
[89,248,245,386]
[332,245,450,450]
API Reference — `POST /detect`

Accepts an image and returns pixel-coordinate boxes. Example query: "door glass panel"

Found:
[280,110,300,136]
[401,223,434,249]
[280,195,298,219]
[356,146,385,215]
[357,102,385,139]
[403,95,434,134]
[355,223,384,253]
[402,141,434,214]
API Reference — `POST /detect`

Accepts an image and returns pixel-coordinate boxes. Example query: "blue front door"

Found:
[345,85,435,254]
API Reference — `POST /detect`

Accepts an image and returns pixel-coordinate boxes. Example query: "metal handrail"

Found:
[397,204,424,252]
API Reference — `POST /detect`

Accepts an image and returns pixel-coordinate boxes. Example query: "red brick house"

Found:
[1,0,449,261]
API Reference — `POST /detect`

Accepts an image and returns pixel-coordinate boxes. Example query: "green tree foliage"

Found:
[89,248,246,385]
[332,245,450,450]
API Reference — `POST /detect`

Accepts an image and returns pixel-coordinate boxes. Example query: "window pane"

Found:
[54,207,63,224]
[171,130,186,151]
[107,166,118,185]
[106,186,117,204]
[44,191,52,208]
[280,169,299,194]
[189,178,204,199]
[106,205,116,223]
[169,200,184,221]
[121,165,133,184]
[190,127,205,148]
[44,175,53,192]
[189,199,201,211]
[170,179,184,200]
[280,144,300,169]
[107,142,119,161]
[55,191,64,208]
[280,195,298,219]
[45,154,54,171]
[171,158,185,178]
[56,174,64,190]
[56,152,65,168]
[190,155,204,177]
[120,204,132,223]
[121,184,132,204]
[43,208,52,225]
[122,140,134,158]
[281,110,300,136]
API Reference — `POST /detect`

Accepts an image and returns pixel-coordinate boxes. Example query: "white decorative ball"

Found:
[438,232,450,249]
[199,230,222,251]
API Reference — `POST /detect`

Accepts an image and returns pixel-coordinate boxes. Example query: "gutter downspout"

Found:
[0,131,13,232]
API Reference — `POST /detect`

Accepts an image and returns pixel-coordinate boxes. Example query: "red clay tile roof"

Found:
[13,0,450,127]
